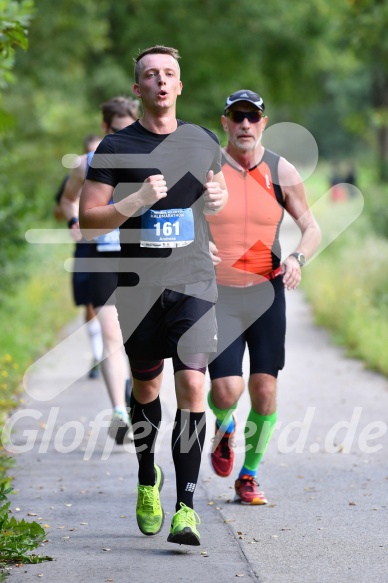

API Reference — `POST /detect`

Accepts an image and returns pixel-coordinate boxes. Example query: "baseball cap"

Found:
[224,90,265,113]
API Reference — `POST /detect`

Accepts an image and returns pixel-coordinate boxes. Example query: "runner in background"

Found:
[55,134,103,379]
[61,97,139,444]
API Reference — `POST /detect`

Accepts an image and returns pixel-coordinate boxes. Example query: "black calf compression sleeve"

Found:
[171,409,206,511]
[130,393,162,486]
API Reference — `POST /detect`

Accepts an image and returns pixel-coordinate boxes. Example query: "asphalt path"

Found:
[4,268,388,582]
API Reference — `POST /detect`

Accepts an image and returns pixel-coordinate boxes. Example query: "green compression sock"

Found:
[207,391,237,433]
[241,410,277,475]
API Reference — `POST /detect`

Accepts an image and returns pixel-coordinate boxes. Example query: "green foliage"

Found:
[334,0,388,179]
[0,236,77,481]
[0,353,20,410]
[0,454,14,491]
[0,1,113,301]
[0,144,34,296]
[101,0,338,125]
[0,485,52,567]
[0,0,34,88]
[341,0,388,63]
[302,168,388,376]
[0,231,77,365]
[0,0,35,297]
[0,161,34,298]
[359,168,388,238]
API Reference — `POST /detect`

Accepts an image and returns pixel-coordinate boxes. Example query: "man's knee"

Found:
[211,377,244,410]
[249,374,277,412]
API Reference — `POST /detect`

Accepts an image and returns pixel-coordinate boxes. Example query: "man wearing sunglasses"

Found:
[206,89,321,505]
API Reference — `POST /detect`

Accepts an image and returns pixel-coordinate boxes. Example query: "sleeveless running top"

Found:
[206,149,285,287]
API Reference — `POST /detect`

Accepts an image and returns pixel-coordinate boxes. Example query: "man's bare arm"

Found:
[60,155,88,221]
[79,175,168,240]
[279,157,321,289]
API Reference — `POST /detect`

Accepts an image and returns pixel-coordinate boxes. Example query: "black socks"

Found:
[171,409,206,511]
[130,393,161,486]
[130,395,207,511]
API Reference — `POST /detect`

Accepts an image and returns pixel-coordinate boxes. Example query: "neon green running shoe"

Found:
[136,464,164,536]
[167,502,201,546]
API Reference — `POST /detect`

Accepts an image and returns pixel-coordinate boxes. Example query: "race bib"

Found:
[94,197,121,252]
[96,228,121,252]
[140,208,194,248]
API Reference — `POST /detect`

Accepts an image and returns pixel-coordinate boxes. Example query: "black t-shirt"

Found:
[87,120,221,287]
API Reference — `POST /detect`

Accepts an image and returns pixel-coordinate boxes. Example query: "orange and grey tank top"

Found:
[206,149,285,287]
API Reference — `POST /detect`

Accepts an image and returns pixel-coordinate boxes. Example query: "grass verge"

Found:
[0,229,75,574]
[302,167,388,377]
[0,233,77,483]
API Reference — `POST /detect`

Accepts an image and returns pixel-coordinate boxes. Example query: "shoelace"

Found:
[212,428,236,456]
[176,503,201,527]
[138,486,156,512]
[113,412,128,424]
[219,435,234,459]
[212,432,235,457]
[239,476,259,492]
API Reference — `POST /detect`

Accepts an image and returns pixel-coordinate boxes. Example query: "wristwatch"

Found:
[289,252,306,267]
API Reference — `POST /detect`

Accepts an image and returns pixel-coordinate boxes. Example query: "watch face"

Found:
[291,252,306,266]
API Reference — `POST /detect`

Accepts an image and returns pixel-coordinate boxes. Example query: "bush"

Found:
[0,485,52,571]
[362,180,388,240]
[302,210,388,376]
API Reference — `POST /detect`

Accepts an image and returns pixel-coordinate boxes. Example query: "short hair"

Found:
[83,134,102,153]
[133,45,180,83]
[100,96,140,126]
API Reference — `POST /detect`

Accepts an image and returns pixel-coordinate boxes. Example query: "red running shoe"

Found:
[234,475,267,505]
[210,416,236,477]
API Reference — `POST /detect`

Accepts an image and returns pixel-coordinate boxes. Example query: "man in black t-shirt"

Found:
[80,45,227,546]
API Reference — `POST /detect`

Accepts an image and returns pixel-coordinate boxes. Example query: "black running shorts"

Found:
[87,243,120,308]
[72,242,92,306]
[116,279,218,361]
[208,275,286,379]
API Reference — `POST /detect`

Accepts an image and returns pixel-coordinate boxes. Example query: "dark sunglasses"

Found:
[225,110,263,124]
